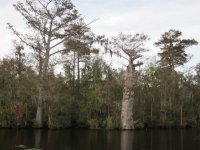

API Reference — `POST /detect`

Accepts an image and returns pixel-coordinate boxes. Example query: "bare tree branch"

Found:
[49,48,70,57]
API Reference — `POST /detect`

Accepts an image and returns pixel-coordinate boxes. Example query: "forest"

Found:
[0,0,200,129]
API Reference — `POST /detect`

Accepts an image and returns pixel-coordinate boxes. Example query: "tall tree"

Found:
[8,0,86,127]
[109,33,149,129]
[194,63,200,126]
[155,29,198,70]
[64,28,98,95]
[155,29,198,126]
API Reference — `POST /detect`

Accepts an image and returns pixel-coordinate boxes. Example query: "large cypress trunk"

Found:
[36,54,49,128]
[121,60,134,129]
[36,84,43,128]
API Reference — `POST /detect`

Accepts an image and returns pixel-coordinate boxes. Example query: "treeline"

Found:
[0,55,123,128]
[0,0,199,129]
[0,37,200,129]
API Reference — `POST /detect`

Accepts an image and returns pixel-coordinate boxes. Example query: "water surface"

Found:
[0,129,200,150]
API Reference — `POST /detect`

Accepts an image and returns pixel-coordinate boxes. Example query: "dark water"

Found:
[0,129,200,150]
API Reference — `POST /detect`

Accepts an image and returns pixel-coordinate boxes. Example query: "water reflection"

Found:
[35,130,42,149]
[0,129,200,150]
[121,131,133,150]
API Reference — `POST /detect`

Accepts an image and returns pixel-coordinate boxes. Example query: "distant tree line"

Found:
[0,0,199,129]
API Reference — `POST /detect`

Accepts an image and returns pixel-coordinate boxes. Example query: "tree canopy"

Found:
[155,29,198,70]
[1,0,200,129]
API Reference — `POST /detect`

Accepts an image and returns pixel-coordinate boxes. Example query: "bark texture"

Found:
[121,62,134,129]
[36,87,43,127]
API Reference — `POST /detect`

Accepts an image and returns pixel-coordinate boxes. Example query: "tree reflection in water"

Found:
[121,131,134,150]
[35,130,42,149]
[0,129,200,150]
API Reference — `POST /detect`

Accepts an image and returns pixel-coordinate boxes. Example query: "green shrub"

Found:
[88,118,99,129]
[0,107,14,128]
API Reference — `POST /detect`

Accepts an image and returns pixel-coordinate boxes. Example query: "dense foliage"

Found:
[1,0,199,129]
[1,50,200,129]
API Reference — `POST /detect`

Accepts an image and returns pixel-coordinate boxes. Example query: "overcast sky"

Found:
[0,0,200,70]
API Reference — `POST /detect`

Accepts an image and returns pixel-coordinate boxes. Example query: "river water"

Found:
[0,129,200,150]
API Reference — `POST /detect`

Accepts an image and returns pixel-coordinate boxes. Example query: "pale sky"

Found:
[0,0,200,69]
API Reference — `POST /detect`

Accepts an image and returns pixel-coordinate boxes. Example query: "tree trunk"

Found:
[121,60,134,129]
[151,97,153,121]
[36,83,43,128]
[72,51,76,93]
[36,50,43,128]
[36,51,49,128]
[180,101,183,126]
[77,51,80,94]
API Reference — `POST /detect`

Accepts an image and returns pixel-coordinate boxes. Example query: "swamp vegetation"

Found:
[0,0,200,129]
